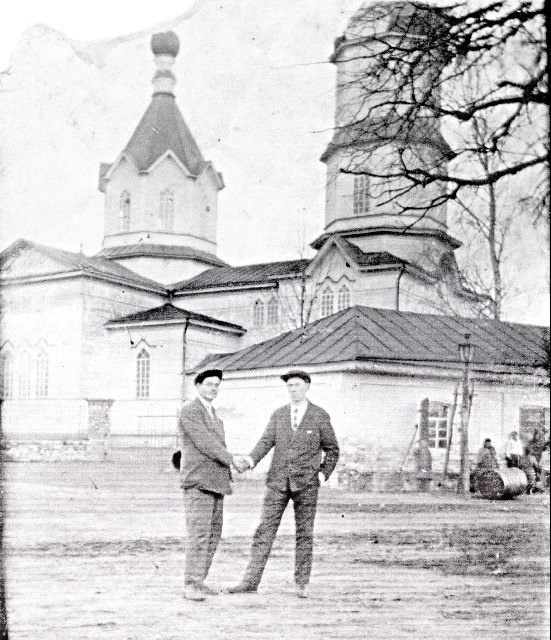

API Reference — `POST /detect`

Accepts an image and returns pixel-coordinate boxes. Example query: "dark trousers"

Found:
[243,482,319,588]
[183,487,224,585]
[506,455,521,468]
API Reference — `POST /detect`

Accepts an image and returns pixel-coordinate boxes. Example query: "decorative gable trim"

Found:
[100,152,140,186]
[146,149,195,177]
[202,162,225,190]
[129,337,157,350]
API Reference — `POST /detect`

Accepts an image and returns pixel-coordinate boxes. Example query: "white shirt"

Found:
[505,437,523,456]
[290,400,308,429]
[197,395,214,417]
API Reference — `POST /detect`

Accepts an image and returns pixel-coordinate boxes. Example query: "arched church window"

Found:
[34,350,49,397]
[0,351,14,399]
[253,299,264,328]
[119,191,131,231]
[136,349,150,399]
[159,189,175,231]
[353,175,369,215]
[320,286,334,318]
[337,284,351,311]
[17,351,32,398]
[267,297,279,326]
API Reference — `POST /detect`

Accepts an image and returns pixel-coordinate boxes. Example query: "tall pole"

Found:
[459,359,470,493]
[181,318,190,404]
[458,334,474,494]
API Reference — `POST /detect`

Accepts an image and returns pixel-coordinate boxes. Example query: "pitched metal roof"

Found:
[0,239,165,291]
[171,259,310,292]
[320,116,454,163]
[338,238,406,267]
[97,244,228,267]
[123,94,206,175]
[195,306,550,372]
[107,303,245,333]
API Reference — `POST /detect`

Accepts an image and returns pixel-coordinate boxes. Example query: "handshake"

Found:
[232,454,252,473]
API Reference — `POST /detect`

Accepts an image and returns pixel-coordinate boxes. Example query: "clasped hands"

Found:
[232,454,252,473]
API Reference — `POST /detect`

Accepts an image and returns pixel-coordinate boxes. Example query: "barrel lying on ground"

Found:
[477,468,528,499]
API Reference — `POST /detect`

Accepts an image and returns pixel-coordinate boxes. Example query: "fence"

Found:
[0,399,88,439]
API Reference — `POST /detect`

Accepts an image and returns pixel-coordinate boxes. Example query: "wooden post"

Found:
[443,383,459,477]
[181,319,190,404]
[459,363,471,493]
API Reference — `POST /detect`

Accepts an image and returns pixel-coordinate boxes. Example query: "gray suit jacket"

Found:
[250,401,340,492]
[178,397,233,495]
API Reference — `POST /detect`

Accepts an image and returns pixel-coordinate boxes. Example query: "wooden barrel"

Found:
[477,468,528,499]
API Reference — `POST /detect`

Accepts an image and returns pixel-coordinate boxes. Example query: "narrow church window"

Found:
[34,350,49,397]
[353,175,369,215]
[17,352,32,398]
[120,191,131,231]
[136,349,150,398]
[337,284,351,311]
[253,299,264,328]
[267,297,279,326]
[320,286,334,318]
[160,189,175,231]
[0,352,14,399]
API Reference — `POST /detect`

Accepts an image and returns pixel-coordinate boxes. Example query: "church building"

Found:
[1,3,548,483]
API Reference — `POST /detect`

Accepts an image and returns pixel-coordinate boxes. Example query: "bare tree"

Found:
[333,0,548,226]
[277,228,325,329]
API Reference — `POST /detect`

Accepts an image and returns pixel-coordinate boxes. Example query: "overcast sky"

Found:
[0,1,200,71]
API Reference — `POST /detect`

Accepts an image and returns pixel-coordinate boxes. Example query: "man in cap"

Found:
[227,369,339,598]
[179,368,247,601]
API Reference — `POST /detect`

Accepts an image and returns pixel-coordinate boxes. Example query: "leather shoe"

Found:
[226,582,258,594]
[197,582,219,596]
[184,584,206,601]
[295,584,308,599]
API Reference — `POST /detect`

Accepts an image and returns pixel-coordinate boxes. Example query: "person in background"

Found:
[477,438,500,470]
[505,430,523,468]
[528,428,546,464]
[539,440,550,489]
[520,445,540,494]
[472,438,499,493]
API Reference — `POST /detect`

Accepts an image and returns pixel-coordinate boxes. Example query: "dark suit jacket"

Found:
[250,401,340,492]
[178,397,233,495]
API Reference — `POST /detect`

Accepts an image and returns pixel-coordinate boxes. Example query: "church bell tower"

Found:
[97,31,227,284]
[314,1,462,275]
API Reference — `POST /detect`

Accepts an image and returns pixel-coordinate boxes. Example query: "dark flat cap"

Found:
[194,369,223,384]
[280,369,311,383]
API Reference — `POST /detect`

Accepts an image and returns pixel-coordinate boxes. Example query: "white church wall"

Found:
[0,279,87,437]
[142,156,219,251]
[142,157,187,234]
[104,157,142,237]
[113,255,212,284]
[174,287,297,346]
[353,270,400,311]
[80,279,166,399]
[1,279,85,399]
[398,276,480,318]
[106,322,242,439]
[195,168,219,244]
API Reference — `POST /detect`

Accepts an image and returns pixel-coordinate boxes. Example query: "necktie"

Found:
[292,407,299,432]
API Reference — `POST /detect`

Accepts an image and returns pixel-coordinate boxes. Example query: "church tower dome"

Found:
[314,1,462,274]
[97,31,227,284]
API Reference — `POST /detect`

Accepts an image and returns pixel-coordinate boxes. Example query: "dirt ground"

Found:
[2,450,549,640]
